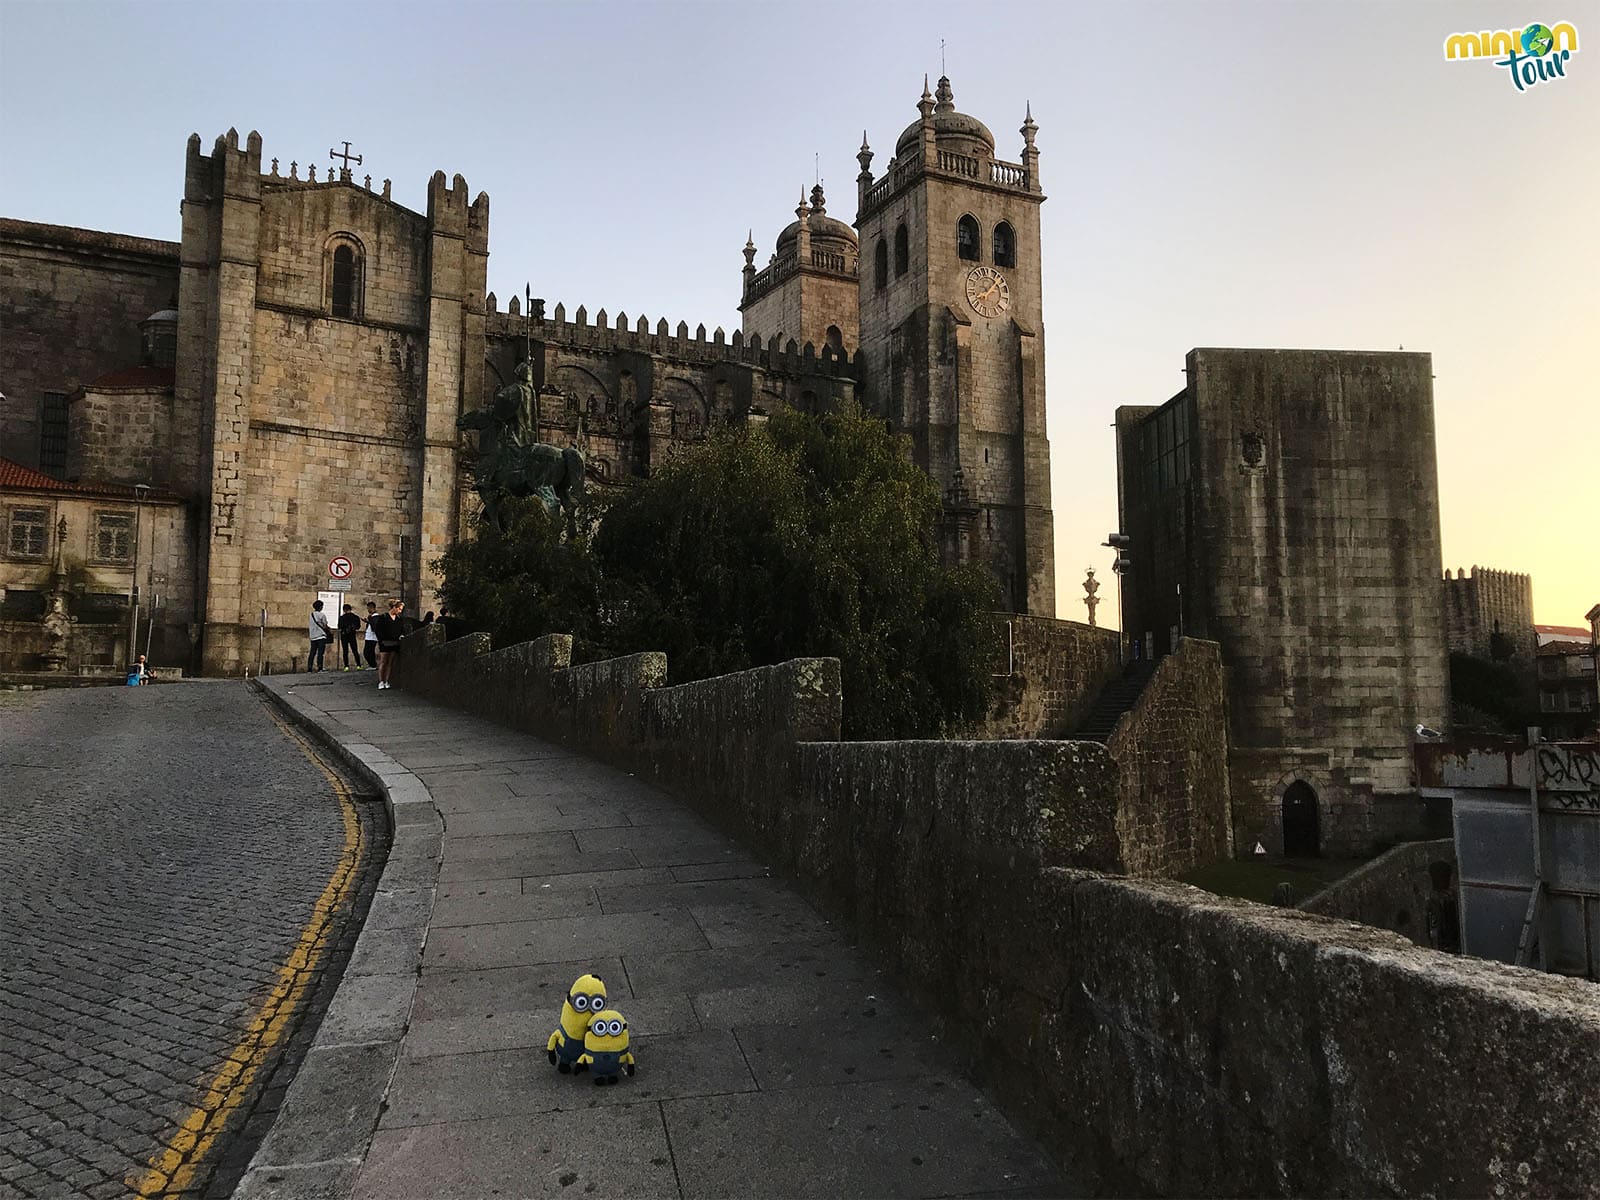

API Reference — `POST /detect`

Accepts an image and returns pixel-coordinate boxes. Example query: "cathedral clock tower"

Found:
[854,75,1054,616]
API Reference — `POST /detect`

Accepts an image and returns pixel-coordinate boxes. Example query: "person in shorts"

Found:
[370,598,405,690]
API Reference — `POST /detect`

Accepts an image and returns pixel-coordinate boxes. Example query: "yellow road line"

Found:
[129,704,364,1198]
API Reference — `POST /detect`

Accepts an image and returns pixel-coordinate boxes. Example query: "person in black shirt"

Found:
[337,603,363,670]
[370,598,405,691]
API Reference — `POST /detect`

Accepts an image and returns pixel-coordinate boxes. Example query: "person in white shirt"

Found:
[362,600,379,669]
[308,600,333,671]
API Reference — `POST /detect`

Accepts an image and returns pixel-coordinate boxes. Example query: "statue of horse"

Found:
[458,373,585,533]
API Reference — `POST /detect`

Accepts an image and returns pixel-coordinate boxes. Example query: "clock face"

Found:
[965,265,1011,318]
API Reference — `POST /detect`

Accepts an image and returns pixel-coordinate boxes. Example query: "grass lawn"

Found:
[1180,855,1364,906]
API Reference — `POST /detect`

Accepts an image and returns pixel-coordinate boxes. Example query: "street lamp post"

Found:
[127,483,150,669]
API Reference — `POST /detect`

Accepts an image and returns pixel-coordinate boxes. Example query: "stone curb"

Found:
[232,677,442,1200]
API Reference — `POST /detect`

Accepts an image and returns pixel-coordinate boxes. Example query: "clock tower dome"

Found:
[854,76,1054,616]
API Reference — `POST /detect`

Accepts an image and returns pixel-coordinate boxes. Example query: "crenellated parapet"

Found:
[484,300,859,375]
[426,171,490,253]
[1442,564,1536,668]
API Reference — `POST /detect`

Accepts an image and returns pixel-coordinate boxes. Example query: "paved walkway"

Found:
[276,672,1070,1199]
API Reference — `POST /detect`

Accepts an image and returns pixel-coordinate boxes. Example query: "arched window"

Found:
[825,325,843,353]
[992,221,1016,268]
[326,235,365,318]
[874,239,888,290]
[957,215,980,262]
[894,224,909,276]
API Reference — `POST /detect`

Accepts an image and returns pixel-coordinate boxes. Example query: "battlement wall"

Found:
[1443,565,1536,669]
[388,622,1600,1197]
[484,299,858,377]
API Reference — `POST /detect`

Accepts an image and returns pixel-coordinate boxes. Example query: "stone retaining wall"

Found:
[1300,837,1457,946]
[388,624,1600,1197]
[1107,638,1233,876]
[978,613,1121,738]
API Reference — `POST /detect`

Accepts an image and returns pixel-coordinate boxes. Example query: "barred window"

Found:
[93,511,133,564]
[7,507,48,558]
[39,392,68,478]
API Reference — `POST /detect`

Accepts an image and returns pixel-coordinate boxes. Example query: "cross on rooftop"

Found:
[329,141,363,176]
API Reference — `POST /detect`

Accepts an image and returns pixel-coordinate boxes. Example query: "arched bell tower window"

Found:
[992,221,1016,268]
[874,239,888,290]
[325,234,365,319]
[957,215,980,262]
[825,325,843,353]
[894,224,909,277]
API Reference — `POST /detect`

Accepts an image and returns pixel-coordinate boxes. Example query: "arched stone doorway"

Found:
[1282,781,1320,857]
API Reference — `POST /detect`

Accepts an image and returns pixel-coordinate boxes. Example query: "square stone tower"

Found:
[853,76,1054,616]
[176,131,487,673]
[1117,348,1450,857]
[740,183,859,357]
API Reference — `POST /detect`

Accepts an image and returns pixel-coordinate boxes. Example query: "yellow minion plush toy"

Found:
[547,973,606,1073]
[578,1009,635,1085]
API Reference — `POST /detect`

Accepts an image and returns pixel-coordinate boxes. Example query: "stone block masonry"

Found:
[0,219,179,472]
[388,622,1600,1196]
[1443,565,1537,680]
[977,613,1121,738]
[1106,637,1233,876]
[1120,349,1451,858]
[1300,837,1457,946]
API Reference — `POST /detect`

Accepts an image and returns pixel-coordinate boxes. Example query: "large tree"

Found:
[595,405,996,738]
[437,404,997,739]
[433,497,608,659]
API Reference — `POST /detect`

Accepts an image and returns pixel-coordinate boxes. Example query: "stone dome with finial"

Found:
[775,182,859,254]
[895,74,995,159]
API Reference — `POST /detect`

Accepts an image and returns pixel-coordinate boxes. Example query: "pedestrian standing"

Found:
[337,603,362,670]
[307,600,333,672]
[371,598,405,690]
[362,600,379,669]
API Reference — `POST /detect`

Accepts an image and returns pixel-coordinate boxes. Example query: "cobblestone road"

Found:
[0,681,384,1199]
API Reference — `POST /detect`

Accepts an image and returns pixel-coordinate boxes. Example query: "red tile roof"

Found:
[1536,624,1591,638]
[0,459,179,502]
[88,364,175,389]
[1539,640,1596,657]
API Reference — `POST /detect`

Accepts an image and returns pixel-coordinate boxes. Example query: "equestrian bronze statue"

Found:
[458,363,585,533]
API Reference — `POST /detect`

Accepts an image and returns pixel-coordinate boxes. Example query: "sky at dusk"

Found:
[2,0,1596,625]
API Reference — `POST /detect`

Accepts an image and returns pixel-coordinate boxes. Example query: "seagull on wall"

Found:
[1414,724,1443,739]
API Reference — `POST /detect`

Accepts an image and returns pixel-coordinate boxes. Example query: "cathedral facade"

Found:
[0,75,1055,676]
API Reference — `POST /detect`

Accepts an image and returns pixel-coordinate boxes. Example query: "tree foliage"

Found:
[1449,652,1537,735]
[435,404,997,739]
[433,497,608,658]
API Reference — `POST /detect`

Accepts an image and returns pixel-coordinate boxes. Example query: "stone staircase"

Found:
[1074,659,1159,741]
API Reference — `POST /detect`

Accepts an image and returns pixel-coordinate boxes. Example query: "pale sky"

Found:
[2,0,1596,625]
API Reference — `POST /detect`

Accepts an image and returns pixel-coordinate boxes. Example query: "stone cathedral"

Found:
[1,73,1467,865]
[0,74,1054,677]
